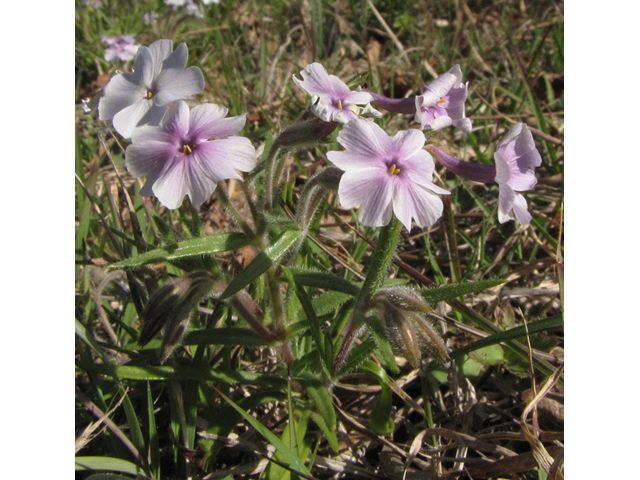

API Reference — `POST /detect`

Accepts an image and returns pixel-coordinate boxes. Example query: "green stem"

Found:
[331,216,403,377]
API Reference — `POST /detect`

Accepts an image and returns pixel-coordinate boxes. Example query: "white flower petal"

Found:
[154,66,204,106]
[112,99,153,139]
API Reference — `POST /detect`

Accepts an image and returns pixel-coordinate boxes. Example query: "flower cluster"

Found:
[98,39,256,210]
[291,62,542,227]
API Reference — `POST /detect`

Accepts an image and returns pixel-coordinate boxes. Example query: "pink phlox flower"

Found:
[125,100,256,209]
[292,63,379,124]
[327,119,450,230]
[98,39,205,139]
[494,123,542,224]
[415,64,472,134]
[102,35,140,62]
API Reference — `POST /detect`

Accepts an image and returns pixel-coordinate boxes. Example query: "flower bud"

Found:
[138,271,217,362]
[368,287,449,367]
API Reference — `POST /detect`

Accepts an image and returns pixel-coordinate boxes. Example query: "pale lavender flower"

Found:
[164,0,189,7]
[144,11,159,25]
[494,123,542,224]
[415,65,472,133]
[428,123,542,224]
[185,0,204,18]
[83,0,102,7]
[327,119,449,230]
[98,39,205,139]
[102,35,140,62]
[292,63,379,124]
[201,0,220,4]
[125,100,256,209]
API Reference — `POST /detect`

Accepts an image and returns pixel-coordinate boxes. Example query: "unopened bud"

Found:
[367,287,449,367]
[138,271,217,362]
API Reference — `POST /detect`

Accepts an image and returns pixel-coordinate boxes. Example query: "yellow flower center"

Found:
[438,98,446,104]
[182,144,193,155]
[388,164,401,175]
[147,90,154,99]
[337,99,343,110]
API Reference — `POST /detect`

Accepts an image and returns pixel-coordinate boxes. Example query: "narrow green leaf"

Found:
[75,457,139,475]
[309,411,339,453]
[221,229,302,299]
[146,383,160,480]
[334,337,377,378]
[213,388,312,475]
[450,315,563,360]
[109,232,253,269]
[85,365,288,388]
[420,278,506,305]
[297,374,336,433]
[357,361,395,435]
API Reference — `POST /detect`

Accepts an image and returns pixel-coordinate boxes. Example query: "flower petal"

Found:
[98,74,141,121]
[393,179,444,229]
[152,155,218,209]
[195,137,257,181]
[512,193,533,224]
[188,104,246,140]
[112,99,153,139]
[330,119,393,169]
[338,168,393,227]
[292,62,336,97]
[154,66,205,106]
[424,71,458,98]
[391,129,426,158]
[498,183,516,223]
[161,42,188,72]
[147,39,174,78]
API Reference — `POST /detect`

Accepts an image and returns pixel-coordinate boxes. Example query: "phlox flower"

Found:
[327,119,449,230]
[495,123,542,224]
[144,11,159,25]
[415,64,472,133]
[293,63,379,124]
[98,39,205,139]
[102,35,139,62]
[125,100,256,209]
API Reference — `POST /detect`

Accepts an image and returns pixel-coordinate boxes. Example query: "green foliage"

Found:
[76,0,563,478]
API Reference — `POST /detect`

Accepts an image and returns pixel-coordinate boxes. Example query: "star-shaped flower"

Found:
[98,39,205,139]
[292,63,379,124]
[125,100,256,209]
[415,64,472,133]
[327,119,449,230]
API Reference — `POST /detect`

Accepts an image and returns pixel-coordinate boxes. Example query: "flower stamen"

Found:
[182,144,193,155]
[438,98,446,104]
[147,90,154,99]
[337,99,343,110]
[388,164,401,175]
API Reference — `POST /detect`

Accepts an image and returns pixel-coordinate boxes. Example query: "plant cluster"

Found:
[76,2,563,479]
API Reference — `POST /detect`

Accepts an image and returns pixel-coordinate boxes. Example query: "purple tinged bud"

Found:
[138,271,217,362]
[427,145,497,184]
[368,91,418,115]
